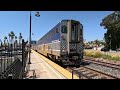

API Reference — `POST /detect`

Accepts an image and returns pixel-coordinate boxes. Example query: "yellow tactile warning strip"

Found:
[32,50,79,79]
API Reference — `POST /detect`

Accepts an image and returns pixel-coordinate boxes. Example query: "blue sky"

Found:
[0,11,113,42]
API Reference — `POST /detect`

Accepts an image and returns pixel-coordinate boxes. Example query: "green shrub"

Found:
[84,51,120,61]
[112,56,120,61]
[101,54,107,59]
[101,54,112,60]
[93,52,102,58]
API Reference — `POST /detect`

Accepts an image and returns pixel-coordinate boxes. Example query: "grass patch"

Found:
[112,56,120,61]
[84,51,120,61]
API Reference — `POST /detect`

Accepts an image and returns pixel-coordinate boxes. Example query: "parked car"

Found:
[116,48,120,52]
[101,47,109,52]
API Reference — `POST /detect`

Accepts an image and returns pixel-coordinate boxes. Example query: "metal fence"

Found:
[0,39,28,79]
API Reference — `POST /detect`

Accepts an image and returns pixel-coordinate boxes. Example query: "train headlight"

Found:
[62,49,67,52]
[61,35,65,40]
[62,50,65,52]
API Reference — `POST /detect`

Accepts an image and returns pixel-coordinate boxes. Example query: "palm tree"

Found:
[14,36,18,46]
[8,33,11,44]
[1,42,3,47]
[10,31,15,44]
[15,36,17,42]
[15,36,17,39]
[19,33,22,45]
[0,39,1,47]
[4,36,7,47]
[8,33,12,49]
[8,31,15,49]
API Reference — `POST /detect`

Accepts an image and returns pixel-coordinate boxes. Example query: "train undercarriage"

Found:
[47,53,82,68]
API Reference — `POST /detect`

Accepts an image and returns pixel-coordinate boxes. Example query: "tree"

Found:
[1,42,3,47]
[8,33,11,44]
[14,36,18,46]
[19,33,22,45]
[8,31,15,49]
[10,31,15,44]
[100,11,120,50]
[15,36,17,40]
[4,36,7,46]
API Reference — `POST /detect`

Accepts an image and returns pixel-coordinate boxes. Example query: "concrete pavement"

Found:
[25,51,67,79]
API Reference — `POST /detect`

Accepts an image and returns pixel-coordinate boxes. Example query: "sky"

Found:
[0,11,113,42]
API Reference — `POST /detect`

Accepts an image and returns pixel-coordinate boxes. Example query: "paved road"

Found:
[25,51,67,79]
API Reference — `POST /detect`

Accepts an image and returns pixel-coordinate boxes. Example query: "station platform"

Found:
[25,50,79,79]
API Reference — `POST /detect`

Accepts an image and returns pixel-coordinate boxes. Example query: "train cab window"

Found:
[71,24,75,41]
[80,29,82,35]
[61,26,67,33]
[80,24,83,35]
[80,24,83,29]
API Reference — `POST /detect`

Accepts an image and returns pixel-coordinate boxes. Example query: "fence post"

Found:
[0,50,2,73]
[22,39,25,78]
[79,73,81,79]
[72,70,74,79]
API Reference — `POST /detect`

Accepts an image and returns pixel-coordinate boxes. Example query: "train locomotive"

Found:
[32,19,84,67]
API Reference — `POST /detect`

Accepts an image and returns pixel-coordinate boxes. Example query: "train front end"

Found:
[60,20,83,66]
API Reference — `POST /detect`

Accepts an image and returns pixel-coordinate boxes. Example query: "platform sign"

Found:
[31,41,37,44]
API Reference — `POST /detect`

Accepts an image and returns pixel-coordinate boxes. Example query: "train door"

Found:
[69,21,80,54]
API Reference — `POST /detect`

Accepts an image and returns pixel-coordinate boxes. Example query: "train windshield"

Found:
[61,26,67,33]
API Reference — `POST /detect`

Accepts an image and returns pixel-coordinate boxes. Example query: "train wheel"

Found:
[52,55,56,62]
[61,60,67,68]
[75,65,80,68]
[47,54,50,59]
[62,64,67,68]
[75,60,81,68]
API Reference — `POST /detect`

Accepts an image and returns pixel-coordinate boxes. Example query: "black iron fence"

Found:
[0,39,28,79]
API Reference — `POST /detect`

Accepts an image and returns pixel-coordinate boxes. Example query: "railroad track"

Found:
[65,57,120,79]
[84,56,120,65]
[66,66,119,79]
[83,57,120,70]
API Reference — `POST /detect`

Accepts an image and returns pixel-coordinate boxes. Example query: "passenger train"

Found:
[32,19,84,67]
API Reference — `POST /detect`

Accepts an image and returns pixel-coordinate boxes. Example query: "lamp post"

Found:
[28,11,40,64]
[109,34,111,52]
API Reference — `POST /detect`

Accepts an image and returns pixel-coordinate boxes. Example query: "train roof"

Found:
[61,19,80,23]
[37,22,61,43]
[37,19,82,44]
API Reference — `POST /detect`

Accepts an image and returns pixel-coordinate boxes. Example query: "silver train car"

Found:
[32,19,84,67]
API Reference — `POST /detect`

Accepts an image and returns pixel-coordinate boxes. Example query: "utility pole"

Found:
[109,34,111,52]
[28,11,32,64]
[28,11,40,64]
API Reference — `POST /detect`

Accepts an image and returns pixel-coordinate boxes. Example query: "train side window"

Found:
[61,26,67,33]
